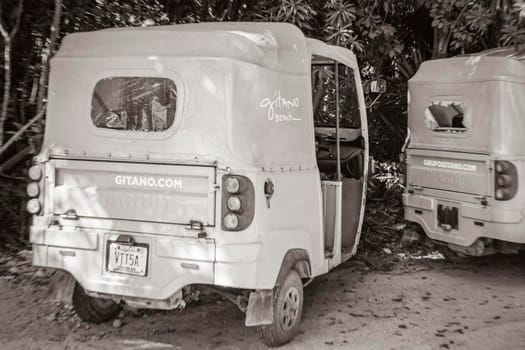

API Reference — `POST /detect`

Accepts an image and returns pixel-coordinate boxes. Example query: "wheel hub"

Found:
[280,286,300,331]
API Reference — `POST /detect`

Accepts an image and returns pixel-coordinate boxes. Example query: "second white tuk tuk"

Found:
[28,22,369,346]
[404,46,525,259]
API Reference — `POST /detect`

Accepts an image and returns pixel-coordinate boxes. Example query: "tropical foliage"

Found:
[0,0,524,240]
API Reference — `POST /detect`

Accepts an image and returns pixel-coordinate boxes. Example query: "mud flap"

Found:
[48,271,76,304]
[245,289,273,326]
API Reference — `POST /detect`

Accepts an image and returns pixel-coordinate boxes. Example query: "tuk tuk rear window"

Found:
[425,102,466,133]
[91,77,177,132]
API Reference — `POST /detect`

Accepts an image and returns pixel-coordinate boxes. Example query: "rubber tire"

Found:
[258,270,304,347]
[438,245,470,263]
[72,282,122,323]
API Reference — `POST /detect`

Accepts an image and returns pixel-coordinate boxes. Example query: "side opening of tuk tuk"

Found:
[310,51,368,267]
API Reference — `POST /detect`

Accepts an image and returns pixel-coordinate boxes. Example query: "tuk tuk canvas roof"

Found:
[411,47,525,85]
[408,47,525,156]
[43,22,343,169]
[57,22,310,74]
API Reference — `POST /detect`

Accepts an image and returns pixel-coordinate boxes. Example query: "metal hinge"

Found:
[61,209,79,220]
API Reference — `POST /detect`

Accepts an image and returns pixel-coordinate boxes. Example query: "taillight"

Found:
[221,175,255,231]
[26,198,41,214]
[399,153,406,186]
[225,177,240,193]
[28,165,42,181]
[494,160,518,201]
[227,196,242,211]
[223,213,239,230]
[26,182,40,197]
[26,164,44,215]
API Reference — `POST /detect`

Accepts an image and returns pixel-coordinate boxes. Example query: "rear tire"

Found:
[438,245,470,263]
[72,282,122,323]
[258,270,303,347]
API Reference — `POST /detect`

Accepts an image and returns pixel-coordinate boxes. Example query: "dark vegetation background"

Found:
[0,0,524,246]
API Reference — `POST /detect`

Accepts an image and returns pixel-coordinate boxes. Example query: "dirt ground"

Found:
[0,251,524,350]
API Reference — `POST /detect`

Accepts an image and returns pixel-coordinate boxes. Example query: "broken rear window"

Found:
[91,77,177,132]
[424,102,466,133]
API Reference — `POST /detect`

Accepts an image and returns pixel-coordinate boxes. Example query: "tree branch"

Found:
[9,0,23,41]
[0,145,32,174]
[0,109,44,158]
[0,0,24,145]
[443,3,472,53]
[0,3,9,40]
[37,0,62,112]
[49,0,62,55]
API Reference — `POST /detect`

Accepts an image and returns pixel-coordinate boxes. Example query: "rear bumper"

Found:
[403,193,525,246]
[31,227,262,303]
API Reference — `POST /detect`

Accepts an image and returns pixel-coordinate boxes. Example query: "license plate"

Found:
[107,242,148,276]
[437,204,458,231]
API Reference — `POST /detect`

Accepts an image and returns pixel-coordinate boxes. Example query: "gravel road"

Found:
[0,252,524,350]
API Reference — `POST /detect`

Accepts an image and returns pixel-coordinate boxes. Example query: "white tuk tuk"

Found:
[404,46,525,259]
[27,22,369,346]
